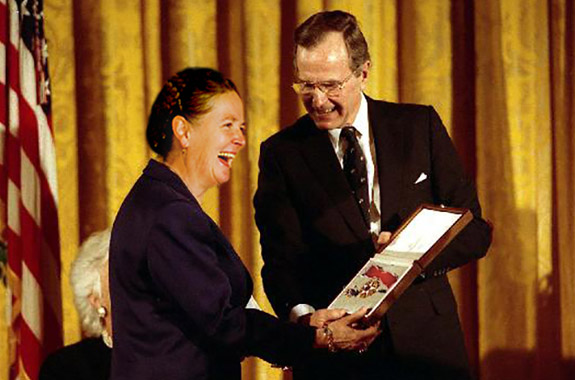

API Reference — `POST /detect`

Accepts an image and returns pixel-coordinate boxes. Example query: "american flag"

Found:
[1,0,63,379]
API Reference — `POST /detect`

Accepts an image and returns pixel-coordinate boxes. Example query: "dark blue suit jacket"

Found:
[110,160,314,380]
[39,338,111,380]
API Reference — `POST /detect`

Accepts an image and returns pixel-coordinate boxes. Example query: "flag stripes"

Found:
[1,1,63,379]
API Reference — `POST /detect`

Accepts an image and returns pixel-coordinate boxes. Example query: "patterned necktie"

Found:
[340,126,370,225]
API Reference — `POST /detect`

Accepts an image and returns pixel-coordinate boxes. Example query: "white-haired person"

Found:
[40,229,112,380]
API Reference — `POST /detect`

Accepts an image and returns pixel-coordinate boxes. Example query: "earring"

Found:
[102,330,113,348]
[97,306,107,319]
[97,306,113,348]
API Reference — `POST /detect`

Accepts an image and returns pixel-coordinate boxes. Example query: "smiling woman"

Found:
[145,68,245,200]
[184,91,246,193]
[108,67,380,380]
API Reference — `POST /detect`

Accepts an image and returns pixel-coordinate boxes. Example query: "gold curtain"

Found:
[1,0,573,379]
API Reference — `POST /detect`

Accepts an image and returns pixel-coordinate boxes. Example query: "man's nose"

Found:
[310,87,328,108]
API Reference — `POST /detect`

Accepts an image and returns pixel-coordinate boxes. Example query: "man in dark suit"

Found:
[254,10,492,380]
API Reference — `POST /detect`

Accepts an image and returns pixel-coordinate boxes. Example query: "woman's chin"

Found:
[214,172,231,187]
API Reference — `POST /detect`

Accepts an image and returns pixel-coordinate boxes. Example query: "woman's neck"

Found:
[160,155,205,202]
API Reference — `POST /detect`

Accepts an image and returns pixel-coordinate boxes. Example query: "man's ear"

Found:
[171,115,190,149]
[360,60,371,90]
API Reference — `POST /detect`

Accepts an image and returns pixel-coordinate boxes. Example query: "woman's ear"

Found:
[171,115,190,149]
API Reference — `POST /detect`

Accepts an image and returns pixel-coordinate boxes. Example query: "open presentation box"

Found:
[329,204,472,325]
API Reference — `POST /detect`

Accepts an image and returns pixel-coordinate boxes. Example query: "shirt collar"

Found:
[143,159,198,204]
[327,93,369,143]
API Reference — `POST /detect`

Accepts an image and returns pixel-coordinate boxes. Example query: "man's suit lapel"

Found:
[298,119,371,241]
[368,97,405,228]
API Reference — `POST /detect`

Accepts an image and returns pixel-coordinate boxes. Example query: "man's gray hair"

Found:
[70,229,111,337]
[294,10,370,72]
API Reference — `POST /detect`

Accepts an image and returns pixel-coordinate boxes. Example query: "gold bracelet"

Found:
[322,323,336,353]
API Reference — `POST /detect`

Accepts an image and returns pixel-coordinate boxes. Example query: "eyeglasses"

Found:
[292,71,357,97]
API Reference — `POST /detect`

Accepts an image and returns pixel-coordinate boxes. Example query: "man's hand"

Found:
[375,231,392,252]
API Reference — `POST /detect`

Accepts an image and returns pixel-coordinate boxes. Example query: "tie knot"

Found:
[340,126,358,142]
[340,126,360,153]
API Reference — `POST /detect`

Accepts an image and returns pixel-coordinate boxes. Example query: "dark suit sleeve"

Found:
[38,339,111,380]
[244,308,316,366]
[254,142,313,320]
[424,106,492,276]
[146,201,315,364]
[39,354,63,380]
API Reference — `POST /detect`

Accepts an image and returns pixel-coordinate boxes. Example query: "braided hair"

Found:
[146,68,238,158]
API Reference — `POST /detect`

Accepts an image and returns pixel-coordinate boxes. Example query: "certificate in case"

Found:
[328,204,472,325]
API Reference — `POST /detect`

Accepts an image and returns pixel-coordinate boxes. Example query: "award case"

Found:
[328,204,472,325]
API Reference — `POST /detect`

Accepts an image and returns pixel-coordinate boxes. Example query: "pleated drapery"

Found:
[1,1,573,379]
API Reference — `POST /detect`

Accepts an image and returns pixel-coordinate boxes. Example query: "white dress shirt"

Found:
[289,94,382,322]
[327,94,381,236]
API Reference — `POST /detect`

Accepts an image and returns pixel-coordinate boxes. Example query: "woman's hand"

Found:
[313,308,380,352]
[307,308,348,328]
